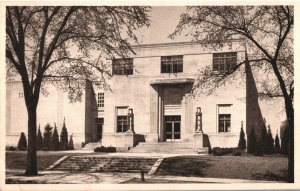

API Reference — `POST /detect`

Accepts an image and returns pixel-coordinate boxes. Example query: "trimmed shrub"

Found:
[36,124,43,151]
[43,123,53,151]
[212,147,237,156]
[17,132,27,151]
[264,125,275,154]
[94,146,116,153]
[6,146,17,151]
[232,148,242,156]
[51,124,60,151]
[60,118,68,150]
[68,135,74,150]
[254,142,264,156]
[261,118,267,153]
[274,132,280,153]
[238,122,246,151]
[247,128,256,154]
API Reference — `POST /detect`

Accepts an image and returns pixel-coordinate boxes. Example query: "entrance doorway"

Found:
[95,118,103,141]
[165,115,181,141]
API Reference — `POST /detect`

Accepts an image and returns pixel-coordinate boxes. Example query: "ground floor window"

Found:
[218,114,231,132]
[217,104,232,133]
[117,116,128,133]
[116,106,129,133]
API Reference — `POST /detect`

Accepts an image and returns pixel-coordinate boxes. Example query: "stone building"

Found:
[6,40,279,151]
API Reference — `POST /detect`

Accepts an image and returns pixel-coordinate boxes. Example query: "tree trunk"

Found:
[25,106,38,176]
[286,103,294,183]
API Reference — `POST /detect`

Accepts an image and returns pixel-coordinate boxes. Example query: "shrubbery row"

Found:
[15,119,74,151]
[94,146,116,153]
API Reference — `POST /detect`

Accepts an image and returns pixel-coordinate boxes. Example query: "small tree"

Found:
[247,128,256,154]
[43,123,53,151]
[238,121,246,151]
[17,132,27,151]
[261,118,267,154]
[254,141,264,156]
[265,125,275,154]
[275,131,281,153]
[60,119,68,150]
[36,124,43,151]
[68,135,74,150]
[51,123,60,151]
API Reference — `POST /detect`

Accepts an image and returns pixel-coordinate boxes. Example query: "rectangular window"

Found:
[217,104,232,133]
[112,58,133,75]
[117,116,128,133]
[116,107,129,133]
[218,114,231,132]
[97,93,104,108]
[213,52,237,72]
[161,55,183,73]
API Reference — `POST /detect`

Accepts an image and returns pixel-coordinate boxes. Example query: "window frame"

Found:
[112,58,133,75]
[97,92,104,108]
[116,115,128,133]
[218,114,231,133]
[115,106,129,133]
[161,55,183,73]
[213,52,237,72]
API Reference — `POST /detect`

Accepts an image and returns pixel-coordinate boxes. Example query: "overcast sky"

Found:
[136,6,191,44]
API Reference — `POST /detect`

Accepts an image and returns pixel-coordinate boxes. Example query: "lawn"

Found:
[155,155,288,181]
[6,151,288,182]
[5,151,92,170]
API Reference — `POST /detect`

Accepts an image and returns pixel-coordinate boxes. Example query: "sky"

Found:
[135,6,191,44]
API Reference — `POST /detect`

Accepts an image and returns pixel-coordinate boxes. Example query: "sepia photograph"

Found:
[0,2,299,190]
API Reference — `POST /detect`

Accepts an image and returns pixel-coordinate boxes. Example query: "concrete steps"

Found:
[52,156,158,173]
[129,142,198,154]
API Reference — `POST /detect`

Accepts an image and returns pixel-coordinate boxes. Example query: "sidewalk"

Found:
[6,169,283,184]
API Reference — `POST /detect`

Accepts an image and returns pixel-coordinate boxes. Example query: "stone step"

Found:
[51,156,158,173]
[129,142,198,154]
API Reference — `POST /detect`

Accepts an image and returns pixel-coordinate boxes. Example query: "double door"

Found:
[165,115,181,141]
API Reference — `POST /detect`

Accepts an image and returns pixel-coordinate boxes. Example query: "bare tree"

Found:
[170,6,294,182]
[6,6,150,176]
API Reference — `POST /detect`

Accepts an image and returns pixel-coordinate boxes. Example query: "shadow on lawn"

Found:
[155,156,212,177]
[252,169,287,182]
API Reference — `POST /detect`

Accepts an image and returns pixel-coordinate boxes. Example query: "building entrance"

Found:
[95,118,103,141]
[165,115,181,141]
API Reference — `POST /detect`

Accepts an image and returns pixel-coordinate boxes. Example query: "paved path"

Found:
[6,169,282,184]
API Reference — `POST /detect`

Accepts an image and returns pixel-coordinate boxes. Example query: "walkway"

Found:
[6,169,282,184]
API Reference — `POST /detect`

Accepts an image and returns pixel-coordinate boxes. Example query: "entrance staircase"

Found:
[50,156,158,173]
[129,142,200,154]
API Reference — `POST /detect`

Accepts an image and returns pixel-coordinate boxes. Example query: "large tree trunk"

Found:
[25,105,38,176]
[286,102,294,183]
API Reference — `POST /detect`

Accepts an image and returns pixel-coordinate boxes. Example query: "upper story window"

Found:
[213,52,237,72]
[161,55,183,73]
[112,58,133,75]
[97,93,104,108]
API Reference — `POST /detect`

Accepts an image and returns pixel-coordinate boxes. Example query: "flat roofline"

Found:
[131,38,244,49]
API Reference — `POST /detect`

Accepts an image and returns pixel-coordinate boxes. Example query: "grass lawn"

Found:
[155,154,288,181]
[5,151,92,170]
[6,151,288,182]
[6,151,63,170]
